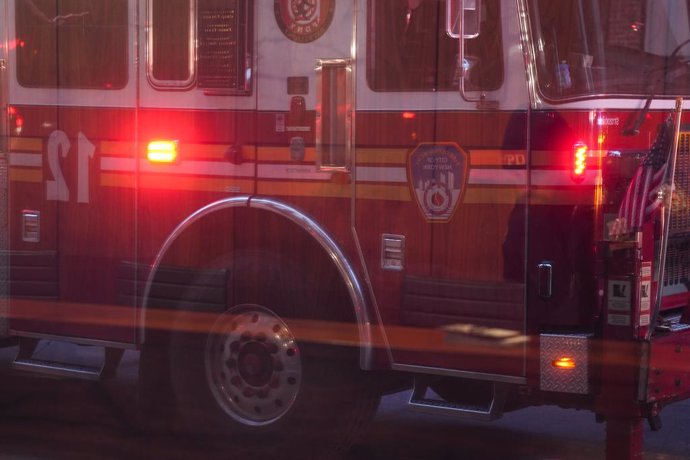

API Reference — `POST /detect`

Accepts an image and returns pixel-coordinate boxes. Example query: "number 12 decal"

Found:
[46,130,96,203]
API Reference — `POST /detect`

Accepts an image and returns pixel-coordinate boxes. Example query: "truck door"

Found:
[355,0,529,378]
[8,0,137,343]
[0,1,8,336]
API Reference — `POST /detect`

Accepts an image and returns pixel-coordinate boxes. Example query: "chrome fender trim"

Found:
[140,196,374,369]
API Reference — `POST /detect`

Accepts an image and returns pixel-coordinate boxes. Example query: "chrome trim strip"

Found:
[516,0,542,109]
[140,196,250,338]
[392,363,527,384]
[249,196,374,369]
[315,58,353,172]
[13,359,102,381]
[649,98,684,338]
[141,195,374,369]
[10,330,136,349]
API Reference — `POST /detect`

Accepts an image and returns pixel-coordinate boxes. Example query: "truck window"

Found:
[148,0,253,94]
[366,0,503,92]
[16,0,128,89]
[150,0,193,84]
[529,0,690,100]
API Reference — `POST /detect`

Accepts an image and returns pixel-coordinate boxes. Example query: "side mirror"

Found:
[447,0,481,39]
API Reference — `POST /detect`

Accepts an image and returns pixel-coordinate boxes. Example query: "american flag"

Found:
[614,118,673,235]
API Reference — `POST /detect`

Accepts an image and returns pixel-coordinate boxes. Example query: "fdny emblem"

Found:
[409,143,468,223]
[274,0,336,43]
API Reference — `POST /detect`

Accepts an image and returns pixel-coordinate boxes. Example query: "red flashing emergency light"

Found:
[572,142,588,180]
[147,140,178,163]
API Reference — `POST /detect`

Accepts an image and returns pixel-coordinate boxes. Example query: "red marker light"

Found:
[147,140,178,163]
[552,357,576,369]
[572,142,588,179]
[402,112,416,120]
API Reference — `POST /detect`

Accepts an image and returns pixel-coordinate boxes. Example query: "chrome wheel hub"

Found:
[205,305,302,426]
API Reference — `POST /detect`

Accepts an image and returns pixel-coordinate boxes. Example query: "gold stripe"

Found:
[356,148,409,165]
[9,168,42,183]
[463,188,525,204]
[10,137,42,152]
[103,171,595,206]
[183,143,229,159]
[531,188,598,205]
[354,148,529,167]
[103,173,256,193]
[137,175,255,193]
[258,146,315,162]
[99,141,134,156]
[357,184,410,201]
[257,182,415,201]
[257,181,349,198]
[255,147,531,168]
[100,173,136,188]
[183,144,256,161]
[101,142,257,162]
[470,150,527,167]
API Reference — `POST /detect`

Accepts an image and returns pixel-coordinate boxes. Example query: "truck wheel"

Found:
[169,302,380,459]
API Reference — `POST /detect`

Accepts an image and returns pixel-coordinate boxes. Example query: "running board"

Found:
[13,358,103,380]
[408,378,508,421]
[12,337,124,381]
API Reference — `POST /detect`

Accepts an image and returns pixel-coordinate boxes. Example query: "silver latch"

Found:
[22,210,40,243]
[538,262,553,299]
[381,234,405,271]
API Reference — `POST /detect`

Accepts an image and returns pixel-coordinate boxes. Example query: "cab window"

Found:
[16,0,128,89]
[366,0,503,92]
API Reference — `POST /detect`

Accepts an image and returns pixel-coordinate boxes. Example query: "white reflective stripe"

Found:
[101,157,135,172]
[258,164,332,180]
[98,158,602,187]
[468,169,527,185]
[141,160,255,177]
[356,166,407,183]
[101,157,255,177]
[9,153,43,167]
[531,170,602,186]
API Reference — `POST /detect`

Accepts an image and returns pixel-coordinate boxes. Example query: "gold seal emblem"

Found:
[274,0,336,43]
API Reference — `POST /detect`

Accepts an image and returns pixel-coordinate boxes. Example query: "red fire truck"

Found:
[2,0,690,458]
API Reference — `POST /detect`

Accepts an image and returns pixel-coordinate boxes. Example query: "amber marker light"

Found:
[552,356,577,369]
[572,142,588,179]
[147,140,179,163]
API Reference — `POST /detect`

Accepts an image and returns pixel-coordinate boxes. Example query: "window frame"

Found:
[146,0,196,89]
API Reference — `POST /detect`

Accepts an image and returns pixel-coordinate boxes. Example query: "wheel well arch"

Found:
[139,195,376,369]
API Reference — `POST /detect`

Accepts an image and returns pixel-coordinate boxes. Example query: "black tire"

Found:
[165,255,381,460]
